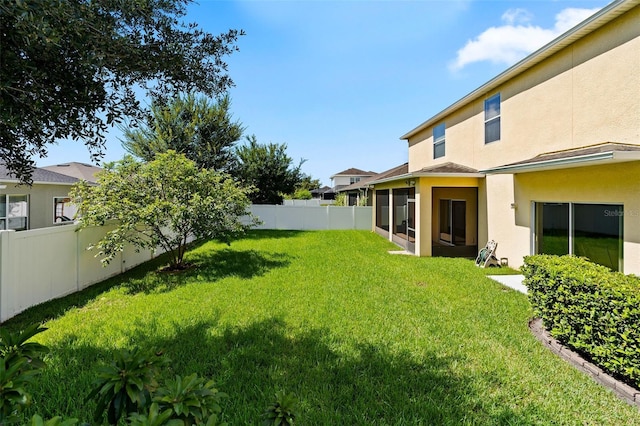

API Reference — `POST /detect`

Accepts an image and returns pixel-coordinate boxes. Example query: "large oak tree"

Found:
[0,0,243,183]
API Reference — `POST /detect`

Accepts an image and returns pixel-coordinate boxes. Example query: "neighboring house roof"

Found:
[482,142,640,174]
[41,162,103,183]
[0,164,79,185]
[330,168,377,179]
[337,163,408,192]
[401,0,640,140]
[370,162,484,185]
[310,186,334,195]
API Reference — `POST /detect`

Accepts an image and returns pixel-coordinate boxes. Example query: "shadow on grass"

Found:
[238,229,307,241]
[184,248,291,282]
[120,248,291,295]
[34,318,549,425]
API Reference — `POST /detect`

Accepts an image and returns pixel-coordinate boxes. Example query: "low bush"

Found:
[523,255,640,387]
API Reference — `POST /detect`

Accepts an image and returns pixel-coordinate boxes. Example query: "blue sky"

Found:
[38,0,606,187]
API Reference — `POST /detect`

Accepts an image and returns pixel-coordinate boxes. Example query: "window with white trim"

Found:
[484,93,500,144]
[0,194,29,231]
[433,123,445,159]
[350,177,361,184]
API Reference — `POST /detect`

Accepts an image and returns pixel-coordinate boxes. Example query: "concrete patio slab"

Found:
[488,274,527,294]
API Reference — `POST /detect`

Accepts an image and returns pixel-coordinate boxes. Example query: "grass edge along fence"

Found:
[523,254,640,388]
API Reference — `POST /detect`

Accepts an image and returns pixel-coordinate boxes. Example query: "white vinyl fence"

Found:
[0,223,158,322]
[248,205,372,230]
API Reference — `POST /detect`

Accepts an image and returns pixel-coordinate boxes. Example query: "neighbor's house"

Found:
[41,161,102,184]
[371,0,640,274]
[337,163,408,206]
[330,168,377,192]
[0,165,80,230]
[310,186,336,201]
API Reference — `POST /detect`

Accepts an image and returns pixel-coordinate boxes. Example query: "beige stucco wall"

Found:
[488,162,640,275]
[407,4,640,172]
[1,183,74,230]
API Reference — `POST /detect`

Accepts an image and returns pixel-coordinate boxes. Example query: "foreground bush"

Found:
[523,255,640,387]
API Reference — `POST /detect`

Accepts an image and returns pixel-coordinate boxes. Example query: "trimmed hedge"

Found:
[523,255,640,387]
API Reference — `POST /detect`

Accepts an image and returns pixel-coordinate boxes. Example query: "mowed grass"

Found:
[6,230,640,424]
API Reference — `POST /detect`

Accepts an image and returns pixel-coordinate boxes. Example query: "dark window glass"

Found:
[484,94,501,144]
[573,204,623,271]
[433,123,445,158]
[485,117,500,143]
[536,203,569,255]
[375,190,389,231]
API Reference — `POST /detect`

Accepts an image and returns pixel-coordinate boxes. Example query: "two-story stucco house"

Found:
[371,0,640,274]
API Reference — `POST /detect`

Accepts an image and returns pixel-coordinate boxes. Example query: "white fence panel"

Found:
[303,207,329,230]
[283,199,321,207]
[76,223,122,290]
[0,226,78,321]
[247,205,372,231]
[0,223,166,322]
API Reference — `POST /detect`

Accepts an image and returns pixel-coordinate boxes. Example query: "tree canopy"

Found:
[70,151,257,269]
[233,135,304,205]
[0,0,243,183]
[121,94,244,172]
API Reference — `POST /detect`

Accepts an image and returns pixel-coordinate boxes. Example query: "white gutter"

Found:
[370,171,485,185]
[0,180,77,186]
[481,151,640,174]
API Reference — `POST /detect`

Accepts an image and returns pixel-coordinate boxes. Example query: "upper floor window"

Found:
[350,177,361,184]
[433,123,445,159]
[484,93,501,144]
[0,194,28,231]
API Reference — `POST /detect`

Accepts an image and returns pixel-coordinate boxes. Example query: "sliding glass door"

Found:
[534,202,623,271]
[439,199,466,246]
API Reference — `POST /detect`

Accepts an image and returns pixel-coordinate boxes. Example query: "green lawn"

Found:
[6,230,640,424]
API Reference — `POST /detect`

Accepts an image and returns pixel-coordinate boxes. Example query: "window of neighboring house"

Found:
[433,123,445,159]
[535,202,623,271]
[53,197,77,224]
[350,177,361,184]
[0,194,29,231]
[484,93,501,144]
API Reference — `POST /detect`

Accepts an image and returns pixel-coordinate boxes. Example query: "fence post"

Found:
[75,224,81,292]
[352,206,356,229]
[0,230,15,322]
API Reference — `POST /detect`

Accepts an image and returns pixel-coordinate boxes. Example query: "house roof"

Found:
[416,162,479,174]
[401,0,640,140]
[337,163,408,192]
[310,186,334,195]
[0,164,79,185]
[41,162,103,183]
[481,142,640,174]
[370,162,483,185]
[330,168,377,179]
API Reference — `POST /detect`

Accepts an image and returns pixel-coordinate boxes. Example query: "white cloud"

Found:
[449,6,601,72]
[501,8,533,25]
